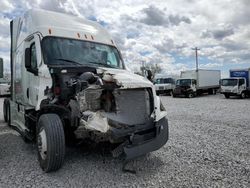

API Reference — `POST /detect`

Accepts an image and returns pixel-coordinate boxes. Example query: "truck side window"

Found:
[239,79,244,86]
[30,43,37,70]
[107,52,118,67]
[192,80,196,85]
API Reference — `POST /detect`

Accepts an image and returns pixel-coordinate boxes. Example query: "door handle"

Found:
[27,88,29,99]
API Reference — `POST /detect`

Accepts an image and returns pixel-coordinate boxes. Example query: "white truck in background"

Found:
[154,77,175,95]
[0,58,10,97]
[0,82,10,96]
[220,68,250,99]
[173,69,221,98]
[3,9,169,172]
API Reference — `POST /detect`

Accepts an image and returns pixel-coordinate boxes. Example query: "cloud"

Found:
[201,25,235,40]
[168,14,191,26]
[140,5,168,26]
[0,0,249,75]
[139,5,191,27]
[153,38,175,53]
[0,0,14,13]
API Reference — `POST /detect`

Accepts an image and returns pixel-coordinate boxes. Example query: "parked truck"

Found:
[0,58,11,96]
[154,77,175,95]
[3,9,169,172]
[172,69,221,98]
[220,68,250,99]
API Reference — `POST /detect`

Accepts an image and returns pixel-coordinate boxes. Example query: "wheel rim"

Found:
[242,93,245,98]
[189,93,193,98]
[38,128,47,160]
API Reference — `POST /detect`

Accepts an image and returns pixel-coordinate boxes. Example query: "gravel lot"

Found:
[0,95,249,187]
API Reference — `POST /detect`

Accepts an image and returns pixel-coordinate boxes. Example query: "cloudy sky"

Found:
[1,0,250,77]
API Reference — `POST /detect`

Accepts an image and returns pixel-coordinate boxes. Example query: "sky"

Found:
[0,0,250,78]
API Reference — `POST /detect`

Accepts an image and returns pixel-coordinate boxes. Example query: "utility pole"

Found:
[192,47,200,71]
[141,60,145,76]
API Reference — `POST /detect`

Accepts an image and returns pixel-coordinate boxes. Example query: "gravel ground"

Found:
[0,95,249,188]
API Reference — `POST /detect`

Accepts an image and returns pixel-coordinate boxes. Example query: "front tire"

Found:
[3,99,10,126]
[188,93,194,98]
[224,94,230,99]
[37,114,65,172]
[240,92,246,99]
[169,90,173,96]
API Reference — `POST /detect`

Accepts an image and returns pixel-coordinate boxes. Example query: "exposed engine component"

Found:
[78,88,103,112]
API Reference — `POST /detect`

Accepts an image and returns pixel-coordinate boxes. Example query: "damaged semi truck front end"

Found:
[73,68,169,161]
[5,9,168,172]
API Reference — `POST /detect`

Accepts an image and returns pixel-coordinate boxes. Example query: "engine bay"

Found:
[43,66,154,142]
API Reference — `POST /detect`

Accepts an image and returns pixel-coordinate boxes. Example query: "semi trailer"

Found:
[173,69,221,98]
[3,9,169,172]
[220,68,250,99]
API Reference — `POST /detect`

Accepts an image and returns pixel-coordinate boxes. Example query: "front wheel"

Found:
[240,92,246,99]
[188,93,195,98]
[224,94,230,99]
[3,99,10,126]
[169,90,173,96]
[37,114,65,172]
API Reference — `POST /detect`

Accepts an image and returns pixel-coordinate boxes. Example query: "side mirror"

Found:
[25,48,31,69]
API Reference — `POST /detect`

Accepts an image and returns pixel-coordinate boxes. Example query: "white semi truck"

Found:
[3,9,169,172]
[220,68,250,99]
[173,69,221,98]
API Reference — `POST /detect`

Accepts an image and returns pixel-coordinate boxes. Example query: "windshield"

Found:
[155,78,173,84]
[42,37,124,69]
[221,79,238,86]
[176,79,191,86]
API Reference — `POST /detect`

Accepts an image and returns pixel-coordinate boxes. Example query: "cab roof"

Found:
[13,9,116,47]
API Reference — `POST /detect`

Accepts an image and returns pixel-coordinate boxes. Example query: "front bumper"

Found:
[220,91,238,96]
[173,89,191,96]
[156,89,172,94]
[121,117,169,160]
[76,116,169,160]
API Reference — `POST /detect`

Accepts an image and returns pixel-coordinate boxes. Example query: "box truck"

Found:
[154,77,175,95]
[3,9,169,172]
[172,69,221,98]
[220,68,250,99]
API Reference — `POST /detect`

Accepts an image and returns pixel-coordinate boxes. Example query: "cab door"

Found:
[238,79,246,93]
[24,34,41,107]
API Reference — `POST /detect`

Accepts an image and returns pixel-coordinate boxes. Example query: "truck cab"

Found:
[220,77,248,98]
[3,9,169,172]
[154,77,175,95]
[173,78,197,98]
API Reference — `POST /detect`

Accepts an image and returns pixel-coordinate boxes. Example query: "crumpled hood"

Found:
[97,67,153,88]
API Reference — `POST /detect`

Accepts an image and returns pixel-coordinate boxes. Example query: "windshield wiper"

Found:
[54,58,83,66]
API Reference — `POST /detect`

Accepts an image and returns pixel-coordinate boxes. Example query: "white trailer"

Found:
[173,69,221,98]
[3,9,169,172]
